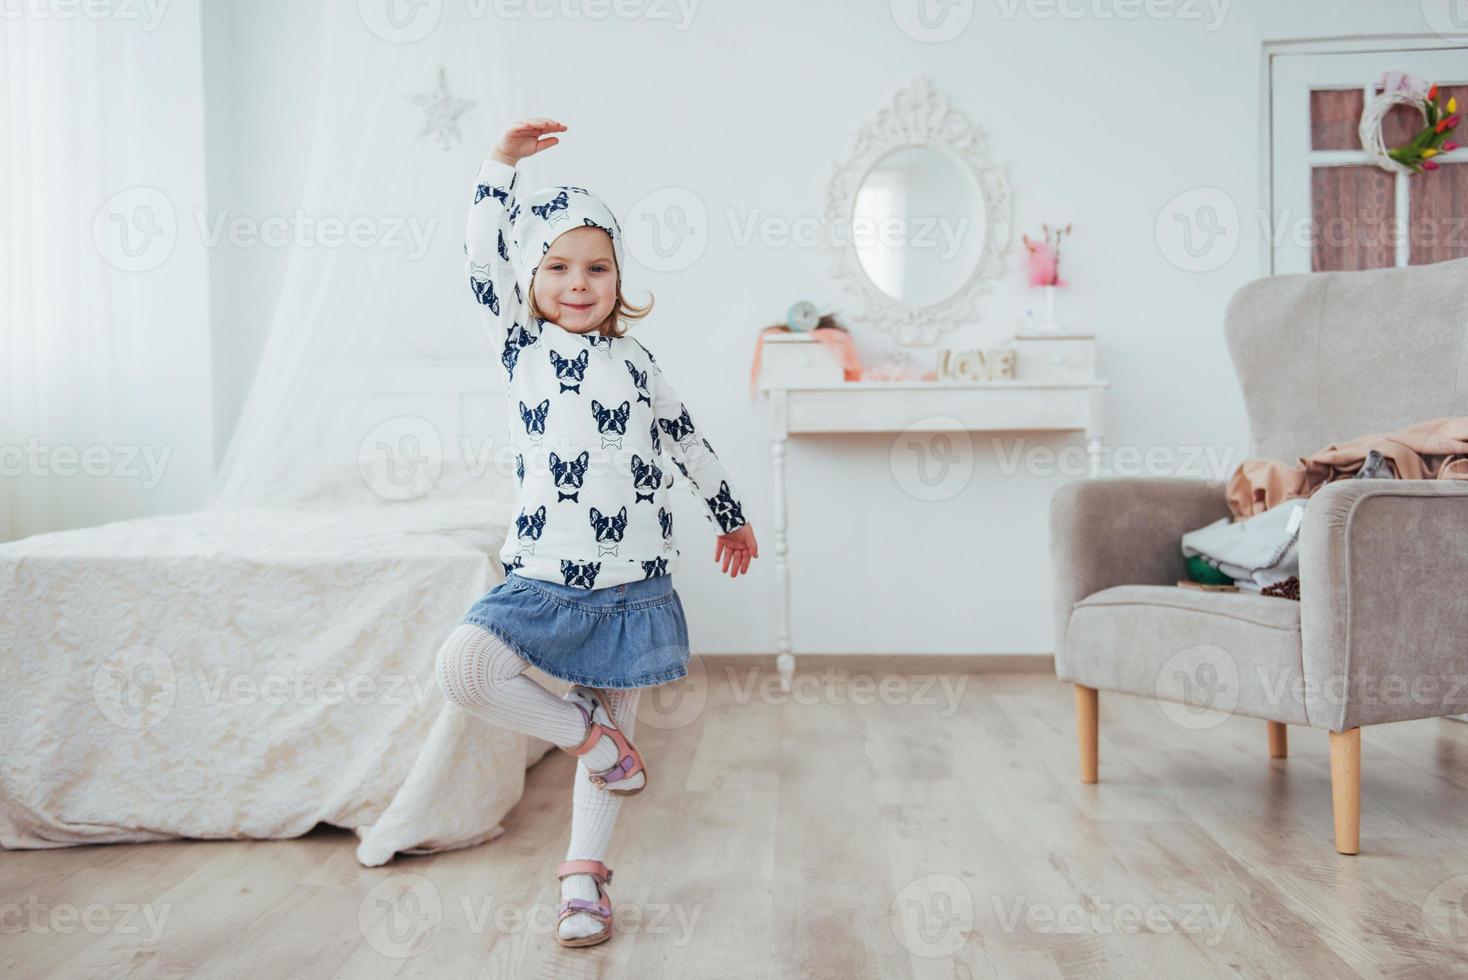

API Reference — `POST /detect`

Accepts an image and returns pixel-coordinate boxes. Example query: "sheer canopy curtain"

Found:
[208,0,528,509]
[1,5,213,544]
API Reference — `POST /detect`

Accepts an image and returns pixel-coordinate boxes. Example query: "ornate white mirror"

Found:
[826,76,1011,347]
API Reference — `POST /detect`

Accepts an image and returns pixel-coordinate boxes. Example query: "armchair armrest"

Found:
[1049,477,1231,671]
[1298,479,1468,730]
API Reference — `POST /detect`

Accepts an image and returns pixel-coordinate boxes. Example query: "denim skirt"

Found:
[461,571,690,689]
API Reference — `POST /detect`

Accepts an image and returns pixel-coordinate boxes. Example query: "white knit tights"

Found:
[435,623,643,941]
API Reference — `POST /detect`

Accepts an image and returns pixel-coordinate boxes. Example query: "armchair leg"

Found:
[1330,728,1361,855]
[1267,721,1288,759]
[1075,684,1098,784]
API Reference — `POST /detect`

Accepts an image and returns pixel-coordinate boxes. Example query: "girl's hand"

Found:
[491,118,567,167]
[714,523,758,578]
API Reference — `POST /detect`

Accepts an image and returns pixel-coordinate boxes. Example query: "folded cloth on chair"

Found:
[1226,416,1468,518]
[1182,497,1308,591]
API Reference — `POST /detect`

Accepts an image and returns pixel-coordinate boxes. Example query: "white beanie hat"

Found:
[511,184,625,312]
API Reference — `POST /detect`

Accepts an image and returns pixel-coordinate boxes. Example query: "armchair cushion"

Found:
[1050,477,1231,675]
[1061,585,1308,725]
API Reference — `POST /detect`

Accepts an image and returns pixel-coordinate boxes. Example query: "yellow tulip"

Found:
[1423,148,1438,158]
[1449,96,1458,113]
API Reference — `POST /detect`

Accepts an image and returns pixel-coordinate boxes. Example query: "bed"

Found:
[0,463,560,867]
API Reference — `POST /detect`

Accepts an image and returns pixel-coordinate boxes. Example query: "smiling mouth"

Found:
[563,302,593,310]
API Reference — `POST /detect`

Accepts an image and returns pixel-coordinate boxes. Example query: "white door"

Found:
[1269,48,1468,275]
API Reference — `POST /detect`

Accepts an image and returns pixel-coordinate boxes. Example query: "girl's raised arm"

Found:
[465,156,526,348]
[464,119,567,348]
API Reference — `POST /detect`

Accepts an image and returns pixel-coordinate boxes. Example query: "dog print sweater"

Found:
[465,157,748,591]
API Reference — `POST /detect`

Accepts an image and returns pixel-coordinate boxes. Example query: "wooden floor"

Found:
[6,669,1468,979]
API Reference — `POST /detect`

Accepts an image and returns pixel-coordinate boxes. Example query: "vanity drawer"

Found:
[1011,335,1096,381]
[758,334,843,389]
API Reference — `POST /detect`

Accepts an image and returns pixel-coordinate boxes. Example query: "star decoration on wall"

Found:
[408,67,476,151]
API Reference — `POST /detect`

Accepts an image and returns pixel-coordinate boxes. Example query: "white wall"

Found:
[202,0,1444,655]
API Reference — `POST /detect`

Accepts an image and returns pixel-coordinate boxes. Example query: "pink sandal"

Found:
[563,687,648,797]
[555,859,614,948]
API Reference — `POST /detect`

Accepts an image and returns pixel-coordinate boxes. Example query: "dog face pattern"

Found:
[704,480,745,533]
[588,506,629,559]
[550,348,589,394]
[624,360,651,407]
[560,559,601,589]
[657,405,696,446]
[519,398,550,438]
[530,190,570,223]
[629,454,663,503]
[550,450,590,502]
[501,322,537,381]
[469,262,499,315]
[492,330,744,586]
[590,399,631,449]
[515,505,546,545]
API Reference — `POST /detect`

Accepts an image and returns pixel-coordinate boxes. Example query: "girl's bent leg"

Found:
[560,687,642,942]
[434,622,587,747]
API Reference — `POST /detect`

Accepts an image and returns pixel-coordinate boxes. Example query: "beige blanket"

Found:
[1227,416,1468,518]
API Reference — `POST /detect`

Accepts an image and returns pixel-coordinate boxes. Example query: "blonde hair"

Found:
[529,272,653,338]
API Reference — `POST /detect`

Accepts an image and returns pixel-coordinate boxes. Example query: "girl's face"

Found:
[532,226,618,334]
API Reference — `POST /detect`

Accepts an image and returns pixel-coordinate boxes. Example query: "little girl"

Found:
[435,117,758,949]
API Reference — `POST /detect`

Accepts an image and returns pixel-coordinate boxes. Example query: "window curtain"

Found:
[1,4,213,543]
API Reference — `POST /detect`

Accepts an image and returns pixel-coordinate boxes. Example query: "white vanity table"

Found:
[758,76,1109,688]
[758,363,1107,689]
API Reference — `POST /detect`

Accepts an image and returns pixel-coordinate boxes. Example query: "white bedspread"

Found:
[0,479,559,866]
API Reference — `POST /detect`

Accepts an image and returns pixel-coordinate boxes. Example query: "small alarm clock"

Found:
[785,300,821,332]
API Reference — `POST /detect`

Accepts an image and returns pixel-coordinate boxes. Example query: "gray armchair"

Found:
[1050,255,1468,855]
